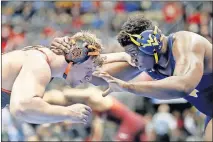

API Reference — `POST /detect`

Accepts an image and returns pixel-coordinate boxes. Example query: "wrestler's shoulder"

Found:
[2,50,25,61]
[174,30,198,35]
[174,31,207,41]
[173,31,209,48]
[25,47,59,64]
[37,47,66,63]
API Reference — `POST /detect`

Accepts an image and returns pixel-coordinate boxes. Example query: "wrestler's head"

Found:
[67,31,104,87]
[117,15,165,71]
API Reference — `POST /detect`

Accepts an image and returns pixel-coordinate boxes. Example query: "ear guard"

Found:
[125,26,163,64]
[65,39,100,64]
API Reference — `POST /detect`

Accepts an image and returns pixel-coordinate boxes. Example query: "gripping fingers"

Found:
[51,43,68,53]
[63,36,70,43]
[81,114,89,124]
[82,118,87,125]
[51,42,61,48]
[79,117,87,124]
[51,39,70,53]
[82,109,91,116]
[85,106,92,112]
[62,38,71,50]
[56,41,70,54]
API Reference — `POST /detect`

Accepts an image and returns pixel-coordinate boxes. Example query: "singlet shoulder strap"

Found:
[36,48,51,64]
[168,34,175,49]
[22,45,51,64]
[167,34,176,74]
[2,88,11,94]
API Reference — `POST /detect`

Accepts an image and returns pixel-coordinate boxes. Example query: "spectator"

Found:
[152,104,177,141]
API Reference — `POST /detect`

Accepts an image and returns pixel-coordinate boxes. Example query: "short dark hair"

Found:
[117,15,153,47]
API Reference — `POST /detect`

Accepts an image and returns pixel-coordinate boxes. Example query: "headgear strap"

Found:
[124,26,163,64]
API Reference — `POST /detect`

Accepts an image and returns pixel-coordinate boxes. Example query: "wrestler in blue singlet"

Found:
[145,34,213,129]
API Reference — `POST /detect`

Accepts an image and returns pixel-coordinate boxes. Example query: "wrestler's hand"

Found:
[123,53,136,67]
[93,71,127,97]
[67,104,92,124]
[85,86,113,111]
[51,36,71,54]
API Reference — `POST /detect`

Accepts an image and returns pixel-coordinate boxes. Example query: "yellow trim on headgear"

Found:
[124,31,142,46]
[153,26,158,35]
[154,50,159,64]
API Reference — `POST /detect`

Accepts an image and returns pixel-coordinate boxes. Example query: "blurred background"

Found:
[1,1,212,141]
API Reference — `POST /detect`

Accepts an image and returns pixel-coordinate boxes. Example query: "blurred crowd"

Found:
[2,101,206,141]
[2,1,212,53]
[1,1,212,141]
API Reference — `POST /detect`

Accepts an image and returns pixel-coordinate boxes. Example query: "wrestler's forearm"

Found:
[102,62,139,79]
[63,87,90,100]
[100,52,126,64]
[91,115,103,141]
[10,97,72,124]
[124,76,187,99]
[91,62,140,86]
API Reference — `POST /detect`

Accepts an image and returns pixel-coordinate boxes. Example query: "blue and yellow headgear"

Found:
[125,26,163,64]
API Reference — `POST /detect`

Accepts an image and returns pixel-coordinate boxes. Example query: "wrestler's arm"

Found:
[91,62,140,86]
[42,78,71,106]
[51,36,140,85]
[43,79,113,112]
[44,77,108,105]
[9,52,82,124]
[100,52,134,65]
[123,46,204,99]
[90,115,104,141]
[43,79,94,105]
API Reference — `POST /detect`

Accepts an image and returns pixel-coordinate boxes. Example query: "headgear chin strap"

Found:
[125,26,163,64]
[65,39,100,64]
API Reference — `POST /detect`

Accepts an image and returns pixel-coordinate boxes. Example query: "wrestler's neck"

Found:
[49,51,70,77]
[159,35,168,54]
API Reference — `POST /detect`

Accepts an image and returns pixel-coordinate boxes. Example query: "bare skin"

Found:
[43,78,113,112]
[31,32,212,139]
[93,31,212,141]
[204,119,212,141]
[95,31,212,98]
[1,36,95,124]
[1,34,136,124]
[2,48,67,91]
[48,32,212,97]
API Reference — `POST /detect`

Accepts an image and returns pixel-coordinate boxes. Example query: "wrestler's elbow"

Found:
[10,99,29,120]
[10,97,44,120]
[178,80,194,97]
[43,90,60,104]
[170,80,189,98]
[182,83,195,96]
[183,62,203,94]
